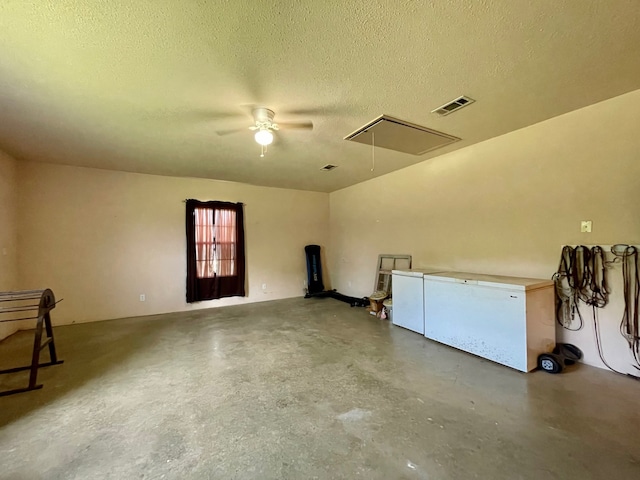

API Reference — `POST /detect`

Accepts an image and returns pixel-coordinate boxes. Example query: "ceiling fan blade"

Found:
[147,108,246,121]
[189,110,245,120]
[277,121,314,130]
[216,127,249,136]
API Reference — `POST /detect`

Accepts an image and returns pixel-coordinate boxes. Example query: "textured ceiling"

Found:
[1,1,639,192]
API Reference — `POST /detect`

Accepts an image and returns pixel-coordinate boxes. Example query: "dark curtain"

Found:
[186,199,246,303]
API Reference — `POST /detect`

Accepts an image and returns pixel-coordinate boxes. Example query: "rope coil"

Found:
[553,245,640,377]
[553,245,608,331]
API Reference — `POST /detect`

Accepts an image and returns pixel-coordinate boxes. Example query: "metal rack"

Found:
[0,289,63,397]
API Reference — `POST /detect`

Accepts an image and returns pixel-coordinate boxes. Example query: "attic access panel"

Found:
[344,115,460,155]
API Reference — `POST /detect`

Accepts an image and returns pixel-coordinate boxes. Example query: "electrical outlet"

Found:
[139,294,146,302]
[262,283,267,291]
[580,220,592,233]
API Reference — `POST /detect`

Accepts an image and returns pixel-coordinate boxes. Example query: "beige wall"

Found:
[17,162,329,325]
[329,89,640,373]
[7,90,640,373]
[0,151,20,340]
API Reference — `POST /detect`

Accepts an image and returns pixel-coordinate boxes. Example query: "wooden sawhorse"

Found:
[0,289,64,397]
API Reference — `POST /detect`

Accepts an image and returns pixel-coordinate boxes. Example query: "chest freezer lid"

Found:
[423,271,553,291]
[392,268,446,278]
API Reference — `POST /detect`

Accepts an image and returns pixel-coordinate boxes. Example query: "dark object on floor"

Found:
[538,343,583,374]
[304,245,368,307]
[306,289,369,307]
[0,288,64,397]
[304,244,325,295]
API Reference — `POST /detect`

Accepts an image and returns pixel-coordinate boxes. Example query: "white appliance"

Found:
[391,269,444,334]
[423,272,555,372]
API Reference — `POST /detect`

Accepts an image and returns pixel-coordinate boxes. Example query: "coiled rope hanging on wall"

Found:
[553,245,608,331]
[553,244,640,378]
[611,245,640,371]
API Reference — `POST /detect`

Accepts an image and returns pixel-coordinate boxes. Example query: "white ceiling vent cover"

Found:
[344,115,460,156]
[320,164,338,171]
[431,96,475,116]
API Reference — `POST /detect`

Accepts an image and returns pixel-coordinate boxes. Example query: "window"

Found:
[194,207,237,278]
[186,200,245,302]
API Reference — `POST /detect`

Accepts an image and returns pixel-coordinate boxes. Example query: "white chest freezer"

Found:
[423,272,555,372]
[391,269,444,334]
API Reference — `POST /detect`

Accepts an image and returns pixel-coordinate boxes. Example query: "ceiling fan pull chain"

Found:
[371,131,375,172]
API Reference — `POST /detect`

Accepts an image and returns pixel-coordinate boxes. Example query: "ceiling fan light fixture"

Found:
[254,129,274,146]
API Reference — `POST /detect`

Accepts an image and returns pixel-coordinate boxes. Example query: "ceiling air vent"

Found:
[344,115,459,155]
[320,164,338,171]
[431,96,475,116]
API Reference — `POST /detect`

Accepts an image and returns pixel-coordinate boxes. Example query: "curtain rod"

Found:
[562,244,639,249]
[182,200,245,205]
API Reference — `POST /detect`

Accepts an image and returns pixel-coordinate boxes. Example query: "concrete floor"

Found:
[0,298,639,479]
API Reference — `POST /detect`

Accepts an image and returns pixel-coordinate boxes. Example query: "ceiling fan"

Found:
[216,106,313,157]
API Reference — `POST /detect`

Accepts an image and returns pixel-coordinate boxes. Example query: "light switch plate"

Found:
[580,220,592,233]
